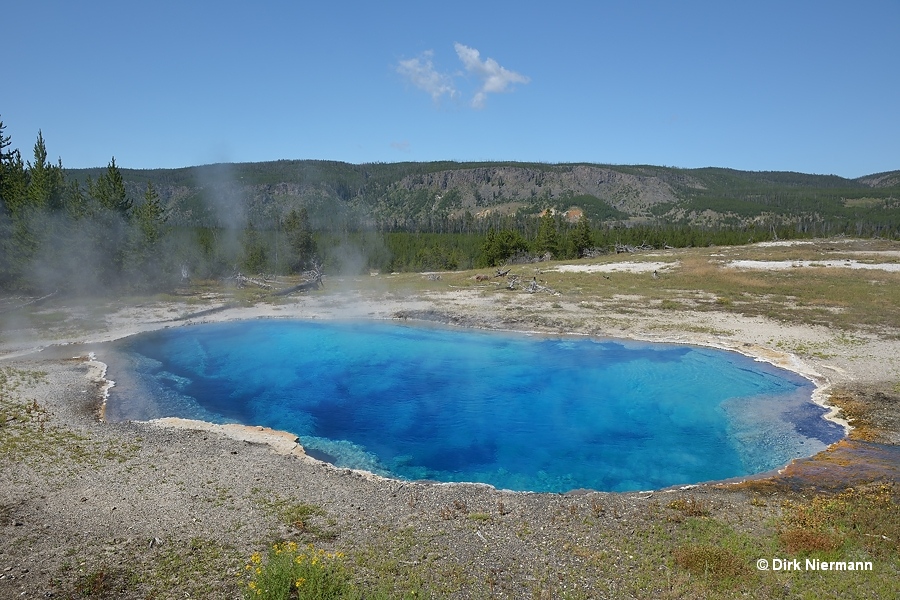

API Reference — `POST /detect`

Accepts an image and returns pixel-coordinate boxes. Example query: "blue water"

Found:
[107,320,844,492]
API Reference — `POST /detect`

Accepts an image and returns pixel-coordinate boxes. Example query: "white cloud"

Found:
[396,51,457,103]
[454,43,530,109]
[397,44,529,109]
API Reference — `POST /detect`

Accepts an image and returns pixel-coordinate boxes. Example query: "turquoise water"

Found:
[108,320,843,492]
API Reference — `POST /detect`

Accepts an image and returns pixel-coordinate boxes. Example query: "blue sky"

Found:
[4,1,898,178]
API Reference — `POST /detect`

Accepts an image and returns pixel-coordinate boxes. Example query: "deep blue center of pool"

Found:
[108,320,843,492]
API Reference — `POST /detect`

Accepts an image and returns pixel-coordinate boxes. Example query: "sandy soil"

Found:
[1,270,898,598]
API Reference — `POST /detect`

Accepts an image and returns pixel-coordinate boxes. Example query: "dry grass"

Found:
[430,241,900,336]
[779,528,842,553]
[672,545,746,582]
[667,496,711,518]
[829,389,884,442]
[778,484,899,559]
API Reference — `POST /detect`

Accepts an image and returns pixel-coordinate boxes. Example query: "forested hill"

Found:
[5,109,895,293]
[64,161,900,236]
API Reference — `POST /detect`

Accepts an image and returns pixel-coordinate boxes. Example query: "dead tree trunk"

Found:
[273,263,324,296]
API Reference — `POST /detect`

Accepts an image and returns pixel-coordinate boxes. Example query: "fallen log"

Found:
[228,272,273,289]
[525,277,559,295]
[174,302,241,321]
[273,277,322,296]
[0,290,59,315]
[273,265,324,296]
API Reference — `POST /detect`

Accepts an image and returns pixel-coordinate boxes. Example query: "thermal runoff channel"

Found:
[108,320,844,492]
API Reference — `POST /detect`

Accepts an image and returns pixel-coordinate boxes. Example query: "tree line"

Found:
[3,117,897,297]
[0,118,322,295]
[0,119,169,293]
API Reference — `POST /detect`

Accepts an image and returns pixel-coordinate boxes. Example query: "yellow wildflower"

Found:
[295,577,306,588]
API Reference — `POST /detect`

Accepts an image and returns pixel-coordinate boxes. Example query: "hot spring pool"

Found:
[106,320,844,492]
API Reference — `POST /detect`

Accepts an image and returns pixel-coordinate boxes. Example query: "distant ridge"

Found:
[64,161,900,233]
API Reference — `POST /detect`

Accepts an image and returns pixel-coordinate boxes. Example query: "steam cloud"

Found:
[397,44,529,109]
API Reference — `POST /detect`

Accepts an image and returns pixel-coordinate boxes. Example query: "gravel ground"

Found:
[1,281,898,599]
[4,354,813,600]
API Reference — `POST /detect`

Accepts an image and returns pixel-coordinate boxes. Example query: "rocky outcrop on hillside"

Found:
[856,170,900,188]
[388,165,682,217]
[77,160,896,231]
[148,164,687,227]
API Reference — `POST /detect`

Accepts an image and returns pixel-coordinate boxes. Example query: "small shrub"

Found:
[590,498,604,518]
[779,528,841,553]
[673,545,745,581]
[78,570,109,596]
[667,496,710,517]
[254,496,338,540]
[660,299,680,310]
[242,542,351,600]
[777,484,898,558]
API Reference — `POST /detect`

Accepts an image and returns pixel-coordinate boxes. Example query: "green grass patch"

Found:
[0,367,136,471]
[252,493,339,541]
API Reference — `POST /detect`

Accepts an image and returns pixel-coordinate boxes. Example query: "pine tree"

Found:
[241,221,268,273]
[283,207,317,273]
[534,210,559,257]
[122,181,170,290]
[1,149,27,217]
[0,118,14,286]
[0,117,11,163]
[88,157,132,216]
[133,181,166,245]
[25,130,53,211]
[64,178,88,219]
[479,228,499,267]
[0,117,15,215]
[571,215,593,257]
[479,228,528,267]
